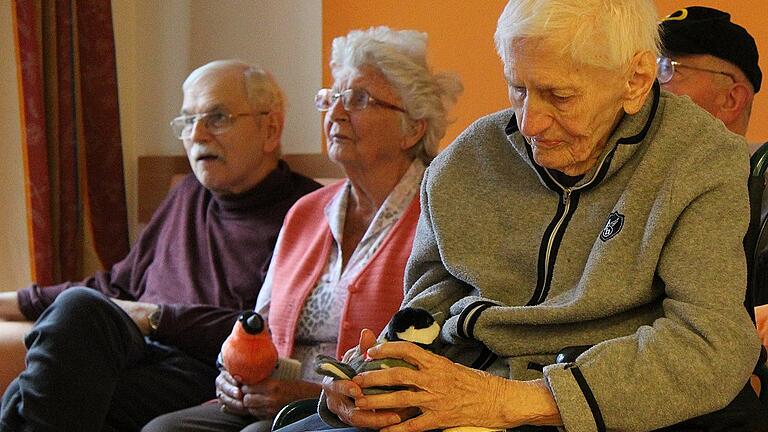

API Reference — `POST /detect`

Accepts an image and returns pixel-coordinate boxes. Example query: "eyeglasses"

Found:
[656,56,736,84]
[314,88,406,113]
[169,110,269,139]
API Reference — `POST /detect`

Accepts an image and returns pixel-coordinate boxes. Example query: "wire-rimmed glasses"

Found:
[656,56,736,84]
[314,88,406,113]
[170,110,269,140]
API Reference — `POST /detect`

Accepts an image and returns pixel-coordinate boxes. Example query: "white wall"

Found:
[0,0,32,290]
[188,0,324,155]
[113,0,193,240]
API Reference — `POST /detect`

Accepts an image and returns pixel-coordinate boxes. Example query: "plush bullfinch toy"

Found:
[221,311,278,384]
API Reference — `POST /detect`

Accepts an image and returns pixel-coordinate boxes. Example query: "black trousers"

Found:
[0,288,218,432]
[141,402,272,432]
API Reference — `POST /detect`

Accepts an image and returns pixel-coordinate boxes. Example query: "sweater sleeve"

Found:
[402,166,474,321]
[17,247,153,321]
[543,141,761,431]
[151,303,242,365]
[16,182,178,320]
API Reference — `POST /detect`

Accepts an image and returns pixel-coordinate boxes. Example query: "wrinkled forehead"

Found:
[504,38,569,75]
[332,65,396,94]
[181,69,249,114]
[504,36,563,63]
[503,37,620,83]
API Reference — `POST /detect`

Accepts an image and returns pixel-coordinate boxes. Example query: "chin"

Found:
[327,148,351,165]
[532,152,559,169]
[195,172,221,189]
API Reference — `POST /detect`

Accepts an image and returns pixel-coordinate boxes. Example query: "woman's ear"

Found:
[402,118,427,151]
[622,50,656,115]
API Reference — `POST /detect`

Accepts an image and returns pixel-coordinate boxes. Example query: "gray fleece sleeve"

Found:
[402,166,474,324]
[544,142,761,431]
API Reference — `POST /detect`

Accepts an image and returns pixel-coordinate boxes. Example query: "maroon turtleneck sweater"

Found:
[17,160,321,364]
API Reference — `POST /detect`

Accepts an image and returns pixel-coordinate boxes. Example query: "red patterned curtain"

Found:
[12,0,129,285]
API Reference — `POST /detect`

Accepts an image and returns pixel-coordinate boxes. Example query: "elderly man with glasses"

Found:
[660,5,768,388]
[0,60,320,431]
[658,6,762,136]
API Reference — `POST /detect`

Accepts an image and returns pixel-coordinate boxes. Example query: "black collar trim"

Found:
[616,80,660,145]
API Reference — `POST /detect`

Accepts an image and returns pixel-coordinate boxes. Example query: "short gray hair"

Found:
[331,27,463,162]
[183,60,285,115]
[494,0,661,71]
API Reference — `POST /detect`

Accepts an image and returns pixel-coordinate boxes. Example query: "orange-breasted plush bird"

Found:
[221,311,278,384]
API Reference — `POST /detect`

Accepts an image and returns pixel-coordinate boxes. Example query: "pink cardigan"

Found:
[269,182,420,358]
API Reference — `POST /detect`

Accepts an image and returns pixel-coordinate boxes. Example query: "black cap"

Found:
[660,6,762,93]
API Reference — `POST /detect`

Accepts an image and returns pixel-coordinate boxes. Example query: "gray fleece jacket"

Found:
[400,85,761,431]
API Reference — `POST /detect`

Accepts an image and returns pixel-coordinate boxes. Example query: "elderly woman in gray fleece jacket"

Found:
[282,1,763,432]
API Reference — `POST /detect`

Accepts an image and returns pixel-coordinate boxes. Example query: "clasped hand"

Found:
[216,369,318,419]
[324,329,515,432]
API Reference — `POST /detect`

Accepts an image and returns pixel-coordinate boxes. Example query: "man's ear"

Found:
[263,111,284,153]
[622,50,656,115]
[401,118,427,151]
[715,82,751,126]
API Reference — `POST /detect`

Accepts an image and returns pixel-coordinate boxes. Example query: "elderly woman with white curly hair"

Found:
[279,1,765,432]
[142,26,462,432]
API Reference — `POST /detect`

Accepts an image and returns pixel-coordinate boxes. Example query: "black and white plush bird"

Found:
[314,307,440,391]
[314,308,502,432]
[385,307,441,349]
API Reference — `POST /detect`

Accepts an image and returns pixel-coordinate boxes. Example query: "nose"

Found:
[518,97,552,138]
[188,117,211,142]
[327,96,349,122]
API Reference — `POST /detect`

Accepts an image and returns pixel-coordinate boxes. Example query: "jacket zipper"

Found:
[531,152,612,305]
[534,186,573,305]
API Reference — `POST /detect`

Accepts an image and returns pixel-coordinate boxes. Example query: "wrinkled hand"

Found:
[324,329,411,429]
[351,341,561,432]
[110,298,158,336]
[217,369,323,419]
[216,369,250,416]
[242,377,322,418]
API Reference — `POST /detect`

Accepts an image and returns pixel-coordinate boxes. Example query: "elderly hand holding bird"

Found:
[320,308,560,432]
[216,369,321,419]
[217,311,321,419]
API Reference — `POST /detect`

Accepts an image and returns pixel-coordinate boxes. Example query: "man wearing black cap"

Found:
[662,7,768,411]
[659,6,762,136]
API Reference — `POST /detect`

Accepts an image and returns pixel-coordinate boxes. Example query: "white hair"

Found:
[183,60,285,115]
[331,26,463,162]
[494,0,661,70]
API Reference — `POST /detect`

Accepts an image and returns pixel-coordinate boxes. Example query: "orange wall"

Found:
[323,0,768,148]
[322,0,509,151]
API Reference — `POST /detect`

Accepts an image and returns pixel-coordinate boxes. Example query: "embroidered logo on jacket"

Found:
[600,212,624,242]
